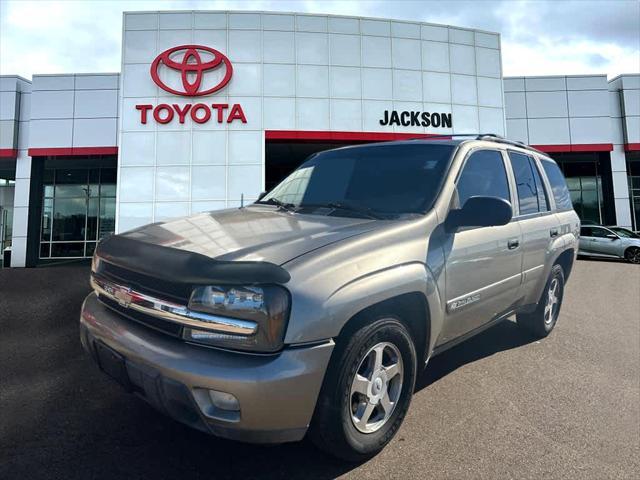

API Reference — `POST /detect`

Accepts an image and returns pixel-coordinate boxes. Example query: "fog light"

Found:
[208,389,240,411]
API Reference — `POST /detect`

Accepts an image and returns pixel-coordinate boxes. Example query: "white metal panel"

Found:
[122,64,157,97]
[159,12,191,29]
[263,97,295,129]
[228,13,261,29]
[19,92,31,122]
[475,32,499,49]
[423,102,453,134]
[362,68,392,100]
[330,99,362,130]
[296,32,329,65]
[227,97,262,130]
[228,30,262,62]
[296,98,330,130]
[621,75,640,90]
[118,203,153,232]
[156,166,190,200]
[609,91,622,118]
[569,117,611,144]
[123,31,157,64]
[479,107,505,135]
[421,24,448,42]
[524,76,566,91]
[157,30,192,54]
[297,65,329,97]
[449,28,474,45]
[391,22,420,39]
[623,117,640,143]
[125,13,158,30]
[329,34,361,66]
[194,29,227,51]
[328,17,359,34]
[0,92,17,120]
[421,41,449,72]
[296,15,327,32]
[451,105,479,133]
[32,75,74,91]
[449,44,475,75]
[194,12,227,29]
[156,131,191,165]
[393,70,422,101]
[12,178,29,208]
[120,132,155,166]
[119,167,154,202]
[475,47,501,78]
[75,74,119,90]
[29,119,73,147]
[11,203,28,236]
[505,92,527,118]
[566,75,607,90]
[262,13,294,31]
[227,63,262,96]
[228,131,262,164]
[525,91,568,118]
[422,72,451,103]
[360,19,390,36]
[392,38,421,69]
[567,90,609,117]
[192,131,227,165]
[361,36,392,68]
[622,89,640,116]
[451,75,477,105]
[228,165,263,199]
[330,67,361,98]
[613,198,632,228]
[191,166,226,199]
[477,77,502,108]
[154,202,190,221]
[503,77,525,92]
[263,31,295,63]
[506,119,529,144]
[30,90,74,119]
[73,118,117,147]
[192,201,226,213]
[362,100,393,132]
[121,97,156,132]
[527,118,570,144]
[263,64,296,96]
[0,121,16,149]
[74,89,119,118]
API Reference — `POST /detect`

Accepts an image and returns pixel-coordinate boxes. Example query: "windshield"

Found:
[258,143,456,218]
[610,227,639,238]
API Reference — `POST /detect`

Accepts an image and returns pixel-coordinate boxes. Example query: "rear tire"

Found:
[516,264,565,338]
[309,316,417,462]
[624,247,640,264]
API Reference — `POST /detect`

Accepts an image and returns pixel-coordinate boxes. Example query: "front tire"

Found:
[516,264,565,338]
[624,247,640,264]
[309,316,417,462]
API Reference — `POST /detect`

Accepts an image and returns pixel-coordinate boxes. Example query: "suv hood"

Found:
[116,206,380,266]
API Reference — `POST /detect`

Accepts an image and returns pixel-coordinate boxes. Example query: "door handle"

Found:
[508,238,520,250]
[550,229,559,238]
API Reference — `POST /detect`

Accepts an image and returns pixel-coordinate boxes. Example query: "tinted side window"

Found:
[540,159,573,211]
[457,150,510,206]
[590,227,610,238]
[508,152,550,215]
[580,227,592,236]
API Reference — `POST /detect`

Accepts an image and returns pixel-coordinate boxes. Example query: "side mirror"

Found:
[606,234,618,240]
[446,196,513,232]
[257,191,267,201]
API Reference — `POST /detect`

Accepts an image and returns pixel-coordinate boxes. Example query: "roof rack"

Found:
[417,133,544,155]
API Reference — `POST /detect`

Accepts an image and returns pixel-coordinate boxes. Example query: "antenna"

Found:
[240,193,244,208]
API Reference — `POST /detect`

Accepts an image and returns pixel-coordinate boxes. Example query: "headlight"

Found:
[91,253,101,273]
[184,285,290,352]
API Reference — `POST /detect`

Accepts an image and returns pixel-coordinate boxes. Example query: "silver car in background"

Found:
[579,225,640,263]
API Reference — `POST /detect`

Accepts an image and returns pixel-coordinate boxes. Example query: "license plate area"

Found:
[95,341,133,392]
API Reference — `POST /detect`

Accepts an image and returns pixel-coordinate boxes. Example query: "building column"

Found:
[10,153,43,267]
[610,144,633,228]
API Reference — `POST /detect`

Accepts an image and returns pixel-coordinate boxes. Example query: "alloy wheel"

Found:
[544,277,560,325]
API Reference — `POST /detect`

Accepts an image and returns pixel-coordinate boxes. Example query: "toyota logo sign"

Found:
[150,45,233,96]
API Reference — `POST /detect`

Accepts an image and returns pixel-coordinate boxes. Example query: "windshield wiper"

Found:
[255,197,296,212]
[300,201,384,220]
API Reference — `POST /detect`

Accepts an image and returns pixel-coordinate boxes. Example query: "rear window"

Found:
[509,152,549,215]
[540,159,573,211]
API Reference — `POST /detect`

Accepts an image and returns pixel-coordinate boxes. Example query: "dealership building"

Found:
[0,10,639,267]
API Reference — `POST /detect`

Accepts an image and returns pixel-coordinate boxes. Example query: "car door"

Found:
[441,149,523,344]
[507,151,557,295]
[579,226,595,253]
[589,226,622,257]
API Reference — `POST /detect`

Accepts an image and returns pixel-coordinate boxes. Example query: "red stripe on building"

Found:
[265,130,450,143]
[27,146,119,157]
[0,148,18,159]
[531,144,613,153]
[624,143,640,152]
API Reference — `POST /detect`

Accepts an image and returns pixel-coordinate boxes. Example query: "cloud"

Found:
[0,0,638,79]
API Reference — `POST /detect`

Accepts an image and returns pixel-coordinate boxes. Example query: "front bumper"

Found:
[80,292,334,443]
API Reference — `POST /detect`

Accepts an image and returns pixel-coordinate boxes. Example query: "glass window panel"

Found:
[581,190,600,224]
[43,168,54,183]
[55,169,87,185]
[89,168,100,184]
[100,183,116,197]
[581,177,597,190]
[41,198,53,241]
[530,158,549,211]
[51,242,85,258]
[541,160,573,211]
[85,242,97,257]
[509,152,538,215]
[99,197,116,239]
[457,150,510,206]
[565,177,580,191]
[44,184,54,198]
[100,168,117,184]
[86,198,99,241]
[40,242,50,258]
[52,197,87,241]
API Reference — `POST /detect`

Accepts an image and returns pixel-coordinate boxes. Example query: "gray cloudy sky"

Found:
[0,0,638,79]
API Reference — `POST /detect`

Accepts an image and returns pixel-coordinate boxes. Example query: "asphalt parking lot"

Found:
[1,259,638,479]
